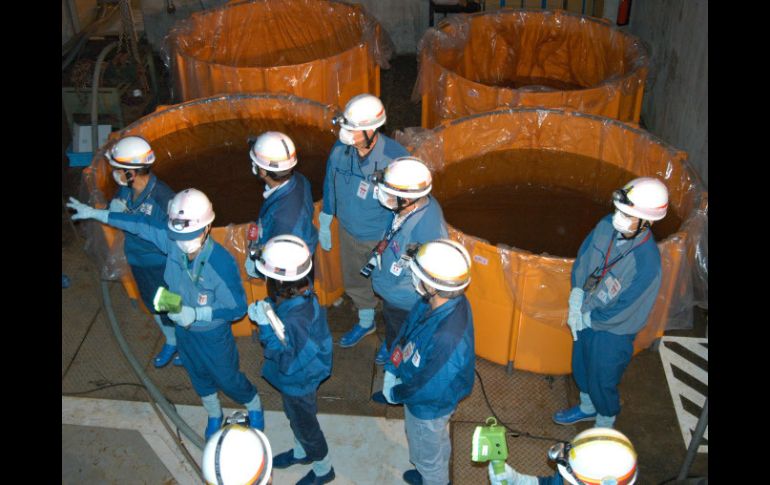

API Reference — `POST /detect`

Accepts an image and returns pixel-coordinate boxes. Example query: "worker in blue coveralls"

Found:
[247,234,335,485]
[553,177,669,430]
[374,239,475,485]
[67,188,265,441]
[318,93,410,353]
[104,136,179,368]
[488,428,639,485]
[244,131,318,284]
[369,157,449,365]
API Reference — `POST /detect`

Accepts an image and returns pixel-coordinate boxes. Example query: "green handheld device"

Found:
[471,417,509,484]
[153,287,183,314]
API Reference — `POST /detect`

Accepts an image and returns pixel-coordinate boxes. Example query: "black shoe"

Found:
[403,469,423,485]
[272,449,313,469]
[296,467,336,485]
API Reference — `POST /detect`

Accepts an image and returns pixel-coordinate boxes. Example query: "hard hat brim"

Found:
[167,226,206,241]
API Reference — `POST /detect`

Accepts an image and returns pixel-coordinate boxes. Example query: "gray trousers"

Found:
[405,406,452,485]
[338,224,379,310]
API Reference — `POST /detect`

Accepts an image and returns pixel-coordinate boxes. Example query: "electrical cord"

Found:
[657,476,707,485]
[474,367,564,443]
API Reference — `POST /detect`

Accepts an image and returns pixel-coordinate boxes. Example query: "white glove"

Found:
[248,300,270,326]
[109,198,128,213]
[582,311,592,329]
[245,257,260,278]
[168,306,196,328]
[319,212,333,251]
[487,462,538,485]
[67,197,109,224]
[566,287,585,341]
[383,371,399,404]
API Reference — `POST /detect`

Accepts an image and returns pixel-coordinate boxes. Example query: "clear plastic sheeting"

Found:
[402,108,707,374]
[162,0,393,107]
[415,9,649,128]
[81,93,347,335]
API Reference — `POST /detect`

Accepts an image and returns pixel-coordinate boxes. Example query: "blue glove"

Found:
[109,198,128,213]
[487,462,538,485]
[245,257,261,279]
[319,212,333,251]
[168,305,196,328]
[567,287,585,341]
[67,197,109,224]
[248,300,270,326]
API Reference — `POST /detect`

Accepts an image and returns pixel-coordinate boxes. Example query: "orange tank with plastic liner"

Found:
[81,93,347,337]
[404,108,707,374]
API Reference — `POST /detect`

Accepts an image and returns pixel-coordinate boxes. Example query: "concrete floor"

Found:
[62,55,708,484]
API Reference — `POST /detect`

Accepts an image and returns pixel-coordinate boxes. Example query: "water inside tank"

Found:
[150,120,335,225]
[434,149,682,258]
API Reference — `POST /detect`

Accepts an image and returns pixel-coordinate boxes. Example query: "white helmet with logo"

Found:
[337,93,387,131]
[378,156,433,199]
[250,131,298,173]
[202,423,272,485]
[410,239,471,292]
[612,177,669,221]
[107,136,156,169]
[166,188,216,240]
[552,428,637,485]
[255,234,313,282]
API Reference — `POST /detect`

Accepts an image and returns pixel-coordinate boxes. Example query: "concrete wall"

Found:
[626,0,709,188]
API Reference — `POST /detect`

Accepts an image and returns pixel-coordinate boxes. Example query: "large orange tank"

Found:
[405,108,707,374]
[416,9,649,128]
[81,94,346,337]
[164,0,390,108]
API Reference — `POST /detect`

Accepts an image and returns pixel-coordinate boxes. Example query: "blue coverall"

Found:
[570,214,662,418]
[107,213,259,405]
[256,172,318,253]
[258,290,333,462]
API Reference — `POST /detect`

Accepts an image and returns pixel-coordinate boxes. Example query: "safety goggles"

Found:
[612,188,634,207]
[169,218,194,231]
[548,441,585,485]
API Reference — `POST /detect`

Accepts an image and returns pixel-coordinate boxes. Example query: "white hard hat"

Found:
[378,156,433,199]
[255,234,313,282]
[107,136,156,170]
[166,188,216,240]
[202,423,272,485]
[554,428,637,485]
[338,93,387,131]
[250,131,298,173]
[612,177,669,221]
[410,239,471,292]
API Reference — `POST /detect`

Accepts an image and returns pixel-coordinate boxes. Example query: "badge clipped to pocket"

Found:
[605,275,622,299]
[198,292,208,305]
[390,261,403,276]
[391,345,403,368]
[357,180,370,200]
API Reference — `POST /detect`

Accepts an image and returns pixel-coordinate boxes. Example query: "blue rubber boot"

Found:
[403,469,423,485]
[297,467,336,485]
[552,405,597,425]
[272,450,312,469]
[172,354,183,366]
[339,309,376,348]
[374,341,390,365]
[204,415,223,441]
[154,344,177,368]
[248,409,265,431]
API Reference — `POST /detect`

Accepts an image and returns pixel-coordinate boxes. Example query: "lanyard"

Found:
[591,229,651,281]
[373,202,429,257]
[125,176,156,212]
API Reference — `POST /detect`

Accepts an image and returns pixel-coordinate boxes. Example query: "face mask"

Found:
[338,127,357,146]
[412,271,427,296]
[377,185,399,210]
[612,210,636,233]
[176,235,204,254]
[112,170,128,186]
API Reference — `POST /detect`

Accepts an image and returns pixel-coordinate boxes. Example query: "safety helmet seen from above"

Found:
[107,136,156,170]
[553,428,637,485]
[250,131,298,174]
[336,93,387,132]
[202,424,272,485]
[410,239,472,292]
[612,177,669,221]
[255,234,313,282]
[378,156,433,199]
[166,188,216,240]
